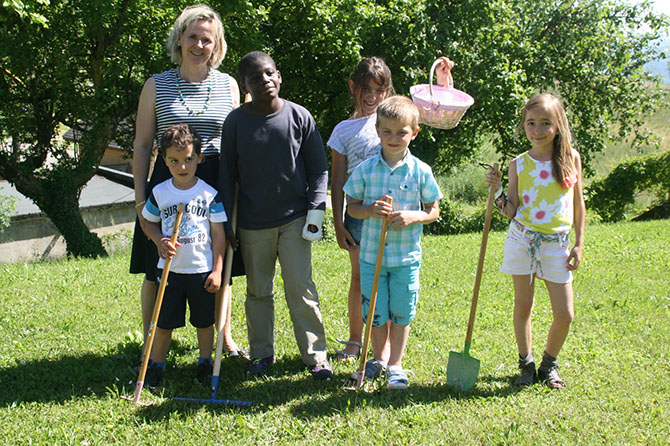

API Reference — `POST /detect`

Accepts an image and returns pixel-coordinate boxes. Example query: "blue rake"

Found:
[173,187,252,407]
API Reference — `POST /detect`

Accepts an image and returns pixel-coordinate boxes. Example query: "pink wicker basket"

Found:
[410,58,474,130]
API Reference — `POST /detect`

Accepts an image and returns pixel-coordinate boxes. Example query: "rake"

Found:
[174,187,252,406]
[123,203,184,405]
[345,197,392,390]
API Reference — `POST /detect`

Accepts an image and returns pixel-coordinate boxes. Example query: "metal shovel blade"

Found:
[447,342,480,392]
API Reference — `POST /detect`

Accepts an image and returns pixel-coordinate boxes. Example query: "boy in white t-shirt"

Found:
[141,123,227,388]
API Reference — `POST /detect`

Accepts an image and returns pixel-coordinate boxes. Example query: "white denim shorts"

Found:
[500,220,573,284]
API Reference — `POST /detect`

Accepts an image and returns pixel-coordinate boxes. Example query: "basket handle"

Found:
[428,57,455,98]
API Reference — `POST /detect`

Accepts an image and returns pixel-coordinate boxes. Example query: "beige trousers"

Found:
[238,217,327,365]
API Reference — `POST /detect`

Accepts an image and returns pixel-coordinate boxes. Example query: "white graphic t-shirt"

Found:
[143,178,227,273]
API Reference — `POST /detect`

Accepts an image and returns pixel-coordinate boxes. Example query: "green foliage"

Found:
[0,0,175,257]
[424,195,508,236]
[0,0,49,27]
[318,207,336,244]
[251,0,668,175]
[586,150,670,222]
[438,162,491,205]
[1,0,667,257]
[0,190,17,231]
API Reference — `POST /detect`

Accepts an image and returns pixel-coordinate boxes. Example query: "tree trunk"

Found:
[33,185,107,259]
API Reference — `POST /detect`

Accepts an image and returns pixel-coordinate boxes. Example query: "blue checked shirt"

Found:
[344,151,443,267]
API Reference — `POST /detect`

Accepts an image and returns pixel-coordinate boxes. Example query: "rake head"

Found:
[342,369,365,391]
[121,381,154,406]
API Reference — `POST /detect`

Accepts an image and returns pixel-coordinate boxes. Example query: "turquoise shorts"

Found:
[360,259,421,326]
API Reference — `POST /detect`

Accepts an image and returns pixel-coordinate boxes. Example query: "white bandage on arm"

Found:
[302,209,325,242]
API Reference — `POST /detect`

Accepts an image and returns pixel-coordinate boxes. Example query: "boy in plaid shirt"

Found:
[343,95,443,389]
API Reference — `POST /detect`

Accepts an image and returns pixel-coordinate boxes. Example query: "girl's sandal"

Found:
[538,365,566,389]
[334,338,362,362]
[514,361,537,389]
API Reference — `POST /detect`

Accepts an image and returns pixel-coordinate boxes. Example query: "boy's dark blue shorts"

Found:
[156,271,215,329]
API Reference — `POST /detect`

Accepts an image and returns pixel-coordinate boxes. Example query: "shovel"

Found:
[345,196,392,390]
[447,163,499,392]
[123,203,184,405]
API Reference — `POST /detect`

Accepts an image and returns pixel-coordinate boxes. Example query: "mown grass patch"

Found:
[0,220,669,444]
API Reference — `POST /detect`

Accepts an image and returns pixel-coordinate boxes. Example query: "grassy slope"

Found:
[0,219,668,445]
[590,87,670,178]
[439,87,670,217]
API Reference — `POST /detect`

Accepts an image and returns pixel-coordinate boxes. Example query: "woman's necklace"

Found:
[175,69,212,115]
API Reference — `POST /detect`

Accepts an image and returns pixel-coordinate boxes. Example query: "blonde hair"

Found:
[376,95,420,130]
[166,4,226,69]
[516,93,575,187]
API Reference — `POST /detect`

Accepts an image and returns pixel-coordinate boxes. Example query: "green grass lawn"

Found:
[1,220,669,445]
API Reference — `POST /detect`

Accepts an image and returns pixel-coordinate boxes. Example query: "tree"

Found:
[1,0,667,258]
[253,0,668,175]
[0,0,175,257]
[1,0,49,27]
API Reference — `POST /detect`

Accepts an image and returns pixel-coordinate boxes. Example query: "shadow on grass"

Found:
[1,341,517,421]
[136,356,326,419]
[134,364,518,421]
[0,338,198,406]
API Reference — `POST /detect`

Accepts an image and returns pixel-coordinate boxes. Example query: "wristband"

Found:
[135,200,146,209]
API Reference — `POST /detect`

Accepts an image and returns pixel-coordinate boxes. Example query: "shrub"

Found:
[0,191,17,232]
[586,150,670,222]
[424,196,508,236]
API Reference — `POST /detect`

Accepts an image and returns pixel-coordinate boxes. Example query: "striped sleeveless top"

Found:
[154,68,234,156]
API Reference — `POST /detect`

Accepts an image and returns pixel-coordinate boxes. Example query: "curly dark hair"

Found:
[159,123,202,156]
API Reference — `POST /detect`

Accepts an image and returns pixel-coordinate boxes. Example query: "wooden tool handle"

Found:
[464,164,498,345]
[135,203,184,397]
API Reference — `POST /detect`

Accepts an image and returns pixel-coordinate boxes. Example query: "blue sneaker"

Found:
[353,358,385,379]
[247,355,274,376]
[386,365,410,390]
[308,360,333,380]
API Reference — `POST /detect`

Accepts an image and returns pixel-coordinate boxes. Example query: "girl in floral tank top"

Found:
[485,93,585,390]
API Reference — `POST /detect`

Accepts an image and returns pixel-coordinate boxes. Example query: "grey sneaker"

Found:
[308,360,333,380]
[386,366,410,390]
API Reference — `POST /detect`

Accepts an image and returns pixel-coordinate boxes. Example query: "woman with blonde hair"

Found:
[129,4,247,384]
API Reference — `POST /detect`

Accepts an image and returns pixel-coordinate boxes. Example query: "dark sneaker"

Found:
[364,358,386,379]
[247,355,274,376]
[145,362,164,388]
[514,360,537,389]
[308,360,333,380]
[538,364,566,389]
[350,358,386,380]
[131,358,142,374]
[196,361,213,386]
